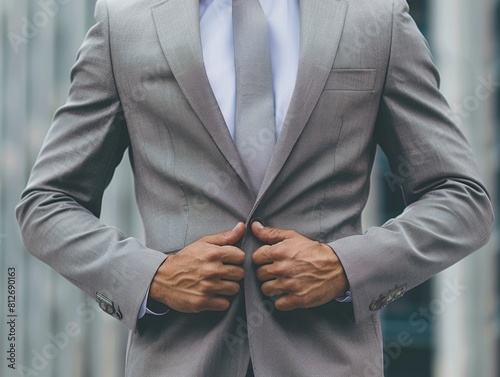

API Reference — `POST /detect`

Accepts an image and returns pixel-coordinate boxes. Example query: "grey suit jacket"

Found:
[16,0,494,376]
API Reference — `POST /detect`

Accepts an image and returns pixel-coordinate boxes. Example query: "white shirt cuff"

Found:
[138,287,170,319]
[335,290,352,303]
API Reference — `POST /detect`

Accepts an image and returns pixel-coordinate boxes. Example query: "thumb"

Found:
[202,222,246,246]
[251,221,296,245]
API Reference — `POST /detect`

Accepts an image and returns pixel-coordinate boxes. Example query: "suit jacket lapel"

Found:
[255,0,349,204]
[151,0,254,194]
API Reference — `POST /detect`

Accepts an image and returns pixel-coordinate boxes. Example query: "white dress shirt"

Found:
[200,0,300,138]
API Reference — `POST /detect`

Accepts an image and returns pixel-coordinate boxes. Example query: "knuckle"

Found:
[256,268,265,281]
[237,251,246,262]
[272,245,287,259]
[199,280,214,293]
[269,228,280,238]
[192,296,210,311]
[283,279,297,292]
[264,247,277,261]
[272,264,287,277]
[224,265,237,278]
[261,284,272,296]
[205,249,222,262]
[229,283,241,295]
[228,248,244,263]
[257,247,267,259]
[219,231,229,241]
[203,266,219,279]
[261,284,278,297]
[261,287,271,297]
[234,267,245,280]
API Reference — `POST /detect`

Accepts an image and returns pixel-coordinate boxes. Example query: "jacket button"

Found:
[250,217,264,227]
[115,308,123,320]
[369,301,379,311]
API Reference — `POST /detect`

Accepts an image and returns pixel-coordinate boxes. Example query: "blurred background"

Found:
[1,0,498,376]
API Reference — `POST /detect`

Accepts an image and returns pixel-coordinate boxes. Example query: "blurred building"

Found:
[377,1,500,376]
[0,1,498,376]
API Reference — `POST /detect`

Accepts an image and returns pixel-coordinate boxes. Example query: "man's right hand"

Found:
[149,223,247,313]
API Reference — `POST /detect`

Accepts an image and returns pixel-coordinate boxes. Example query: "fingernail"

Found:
[254,221,264,229]
[233,222,242,231]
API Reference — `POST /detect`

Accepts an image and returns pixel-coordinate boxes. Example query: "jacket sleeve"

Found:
[330,0,494,324]
[15,0,167,332]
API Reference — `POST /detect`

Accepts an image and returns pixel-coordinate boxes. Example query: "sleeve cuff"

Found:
[335,290,352,303]
[137,287,170,319]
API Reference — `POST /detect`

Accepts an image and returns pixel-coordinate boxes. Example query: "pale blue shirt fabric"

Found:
[199,0,300,138]
[139,0,349,319]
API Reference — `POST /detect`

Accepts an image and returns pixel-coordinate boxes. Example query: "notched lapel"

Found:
[151,0,253,194]
[255,0,349,204]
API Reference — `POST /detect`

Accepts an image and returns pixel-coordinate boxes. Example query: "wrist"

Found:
[148,256,173,305]
[323,243,350,294]
[146,296,170,313]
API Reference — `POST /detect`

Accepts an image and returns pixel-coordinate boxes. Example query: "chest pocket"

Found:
[324,69,376,91]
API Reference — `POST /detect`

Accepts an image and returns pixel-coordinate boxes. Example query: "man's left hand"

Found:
[251,222,349,311]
